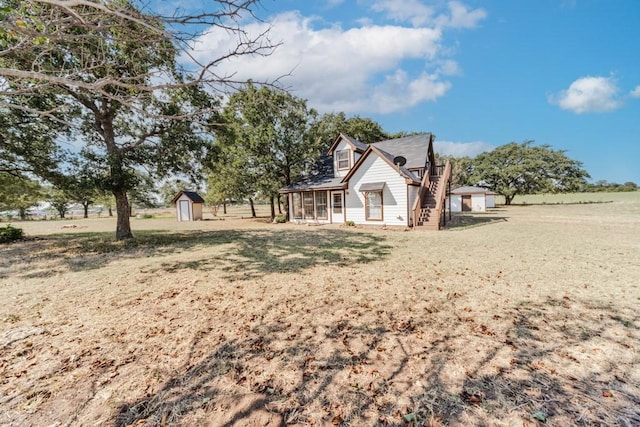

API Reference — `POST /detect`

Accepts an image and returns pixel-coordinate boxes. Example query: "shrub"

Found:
[274,215,287,224]
[345,220,355,227]
[0,225,24,243]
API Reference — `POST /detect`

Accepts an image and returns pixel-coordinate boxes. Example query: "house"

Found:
[447,186,497,212]
[279,133,451,229]
[172,191,205,221]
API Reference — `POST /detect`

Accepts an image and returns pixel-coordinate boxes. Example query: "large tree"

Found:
[210,84,320,219]
[0,0,275,239]
[470,141,590,205]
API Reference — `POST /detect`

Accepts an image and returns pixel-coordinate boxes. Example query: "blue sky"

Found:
[185,0,640,184]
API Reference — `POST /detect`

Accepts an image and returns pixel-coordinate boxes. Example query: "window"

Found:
[365,191,383,221]
[316,192,328,219]
[336,150,349,170]
[332,192,343,214]
[303,192,315,219]
[292,193,302,219]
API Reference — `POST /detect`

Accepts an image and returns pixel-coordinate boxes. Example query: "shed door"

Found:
[462,195,472,212]
[179,200,190,221]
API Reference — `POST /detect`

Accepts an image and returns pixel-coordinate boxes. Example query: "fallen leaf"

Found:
[532,411,547,422]
[602,390,613,398]
[404,412,417,422]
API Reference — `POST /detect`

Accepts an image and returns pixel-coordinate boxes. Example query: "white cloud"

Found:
[630,85,640,98]
[549,76,622,114]
[435,140,494,157]
[371,0,486,28]
[183,2,485,115]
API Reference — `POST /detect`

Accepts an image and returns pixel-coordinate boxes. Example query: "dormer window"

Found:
[336,150,350,170]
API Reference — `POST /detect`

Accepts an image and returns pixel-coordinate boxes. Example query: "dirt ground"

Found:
[1,197,639,426]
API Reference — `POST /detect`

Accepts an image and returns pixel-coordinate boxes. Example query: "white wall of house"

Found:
[471,194,486,212]
[345,154,410,226]
[448,194,491,212]
[333,140,353,178]
[448,195,462,212]
[486,195,496,208]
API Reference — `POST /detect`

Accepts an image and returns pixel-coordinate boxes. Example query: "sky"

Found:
[182,0,640,184]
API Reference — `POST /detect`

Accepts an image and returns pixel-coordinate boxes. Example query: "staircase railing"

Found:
[433,160,452,228]
[412,171,431,227]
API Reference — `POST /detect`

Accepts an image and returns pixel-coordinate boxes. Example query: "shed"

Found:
[448,186,497,212]
[172,191,205,221]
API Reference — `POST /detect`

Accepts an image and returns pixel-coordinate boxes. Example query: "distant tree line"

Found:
[583,180,638,192]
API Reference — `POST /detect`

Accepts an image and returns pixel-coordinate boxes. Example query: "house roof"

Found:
[172,191,205,204]
[279,175,347,194]
[370,133,434,170]
[341,145,421,185]
[451,186,497,195]
[327,133,368,155]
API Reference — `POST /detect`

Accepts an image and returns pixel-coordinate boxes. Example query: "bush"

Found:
[0,225,24,243]
[274,215,287,224]
[345,220,355,227]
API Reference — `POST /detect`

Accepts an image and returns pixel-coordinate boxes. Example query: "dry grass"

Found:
[1,195,639,426]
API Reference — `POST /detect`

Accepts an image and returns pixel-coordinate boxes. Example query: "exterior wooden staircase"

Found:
[412,161,451,230]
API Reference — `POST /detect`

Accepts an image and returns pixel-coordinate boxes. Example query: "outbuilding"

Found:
[448,186,497,212]
[172,191,205,221]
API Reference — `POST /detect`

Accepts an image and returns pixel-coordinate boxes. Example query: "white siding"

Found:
[345,154,410,226]
[486,195,496,208]
[448,195,462,212]
[471,194,486,212]
[333,140,352,178]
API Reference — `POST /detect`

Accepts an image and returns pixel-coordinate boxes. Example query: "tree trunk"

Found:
[83,202,90,218]
[270,196,276,220]
[108,207,113,217]
[19,208,27,221]
[278,195,282,215]
[223,200,227,214]
[113,187,133,240]
[505,195,514,205]
[249,198,256,218]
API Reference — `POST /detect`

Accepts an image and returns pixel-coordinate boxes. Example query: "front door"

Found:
[179,200,190,221]
[462,195,472,212]
[331,192,344,223]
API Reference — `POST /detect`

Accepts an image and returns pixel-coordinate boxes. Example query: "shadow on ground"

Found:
[112,297,640,426]
[445,211,508,230]
[0,228,393,280]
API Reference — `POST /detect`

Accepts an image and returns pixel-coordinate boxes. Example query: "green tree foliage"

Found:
[310,112,390,148]
[585,180,638,192]
[210,84,320,219]
[0,173,43,219]
[0,0,274,239]
[469,141,590,205]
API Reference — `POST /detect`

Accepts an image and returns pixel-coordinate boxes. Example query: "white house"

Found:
[279,133,451,229]
[447,186,497,212]
[172,191,204,221]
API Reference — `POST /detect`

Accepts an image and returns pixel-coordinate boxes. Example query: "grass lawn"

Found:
[1,194,639,426]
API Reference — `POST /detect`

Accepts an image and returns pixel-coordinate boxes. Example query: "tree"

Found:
[310,113,390,148]
[211,84,320,219]
[470,141,590,205]
[0,0,276,239]
[47,187,71,219]
[0,173,43,220]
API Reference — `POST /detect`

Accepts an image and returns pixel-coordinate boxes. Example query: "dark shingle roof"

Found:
[370,133,433,170]
[173,191,205,204]
[279,175,346,193]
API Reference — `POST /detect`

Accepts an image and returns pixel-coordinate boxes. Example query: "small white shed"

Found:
[172,191,204,221]
[448,186,497,212]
